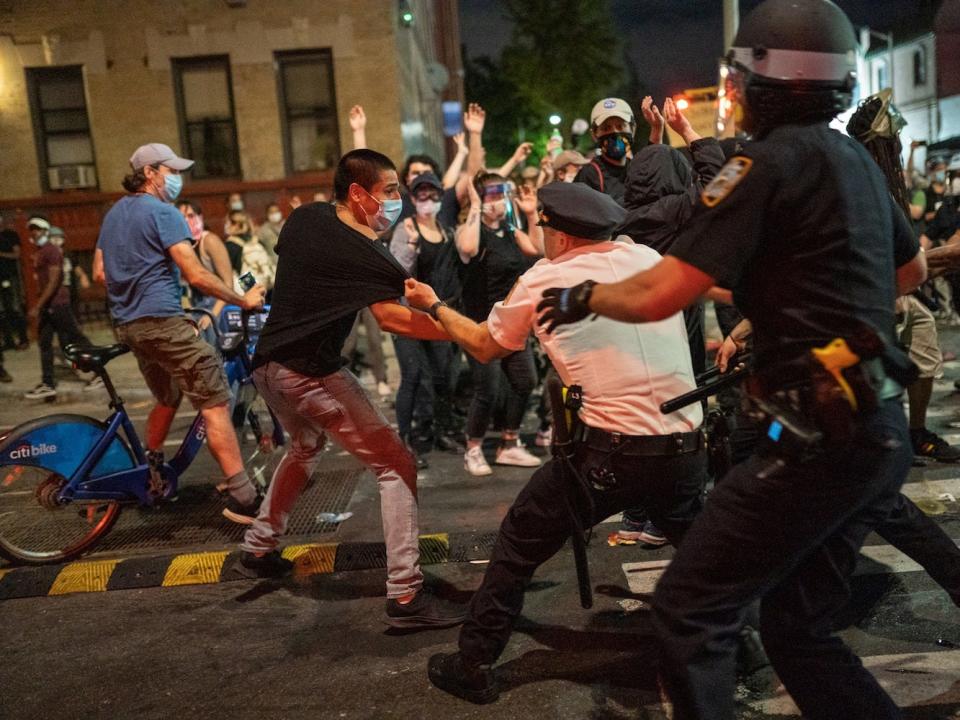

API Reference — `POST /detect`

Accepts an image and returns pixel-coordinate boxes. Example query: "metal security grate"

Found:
[90,466,364,558]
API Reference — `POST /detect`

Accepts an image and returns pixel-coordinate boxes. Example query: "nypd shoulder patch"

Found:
[701,157,753,208]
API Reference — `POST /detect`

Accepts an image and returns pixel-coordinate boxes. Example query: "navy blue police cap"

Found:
[536,182,626,240]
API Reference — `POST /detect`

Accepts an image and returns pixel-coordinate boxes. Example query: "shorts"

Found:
[116,315,232,410]
[896,294,943,380]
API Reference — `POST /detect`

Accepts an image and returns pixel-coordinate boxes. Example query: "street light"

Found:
[548,114,562,127]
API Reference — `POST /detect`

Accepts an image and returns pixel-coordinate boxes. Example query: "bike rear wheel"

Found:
[0,464,121,565]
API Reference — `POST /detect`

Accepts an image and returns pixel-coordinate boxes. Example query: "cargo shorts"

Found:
[116,315,232,410]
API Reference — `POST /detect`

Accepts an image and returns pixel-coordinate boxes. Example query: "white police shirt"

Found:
[486,239,702,436]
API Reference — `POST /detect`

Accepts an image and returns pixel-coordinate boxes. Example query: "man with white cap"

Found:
[574,97,636,205]
[24,215,94,400]
[94,143,266,523]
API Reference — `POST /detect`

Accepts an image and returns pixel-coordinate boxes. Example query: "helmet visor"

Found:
[716,56,747,138]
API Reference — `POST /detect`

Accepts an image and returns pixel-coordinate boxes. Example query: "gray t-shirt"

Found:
[97,194,191,324]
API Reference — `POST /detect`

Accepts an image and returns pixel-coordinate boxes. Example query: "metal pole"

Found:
[887,33,895,99]
[723,0,739,50]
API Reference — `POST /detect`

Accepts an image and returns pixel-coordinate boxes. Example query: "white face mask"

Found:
[229,200,244,211]
[268,212,283,224]
[415,199,442,217]
[482,199,506,219]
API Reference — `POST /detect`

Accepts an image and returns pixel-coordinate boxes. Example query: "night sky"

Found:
[460,0,934,102]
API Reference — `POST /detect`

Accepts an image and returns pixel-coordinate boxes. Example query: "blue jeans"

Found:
[465,341,536,440]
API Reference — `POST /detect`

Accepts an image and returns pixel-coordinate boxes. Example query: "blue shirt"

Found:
[97,194,190,324]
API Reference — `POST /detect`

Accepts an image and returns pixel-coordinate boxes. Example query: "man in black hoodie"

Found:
[617,97,726,376]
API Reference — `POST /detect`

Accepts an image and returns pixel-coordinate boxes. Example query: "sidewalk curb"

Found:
[0,530,500,600]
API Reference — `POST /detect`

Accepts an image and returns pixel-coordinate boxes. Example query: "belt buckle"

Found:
[609,431,622,447]
[672,432,685,452]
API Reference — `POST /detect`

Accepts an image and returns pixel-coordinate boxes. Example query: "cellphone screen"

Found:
[442,101,463,137]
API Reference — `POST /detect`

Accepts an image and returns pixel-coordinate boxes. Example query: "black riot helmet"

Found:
[723,0,858,137]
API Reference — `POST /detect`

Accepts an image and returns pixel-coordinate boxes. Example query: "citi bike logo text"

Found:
[9,442,58,460]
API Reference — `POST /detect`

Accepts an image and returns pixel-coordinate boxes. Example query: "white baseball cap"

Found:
[129,143,194,171]
[590,98,634,128]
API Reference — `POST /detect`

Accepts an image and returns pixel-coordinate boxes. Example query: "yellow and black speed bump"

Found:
[0,531,499,601]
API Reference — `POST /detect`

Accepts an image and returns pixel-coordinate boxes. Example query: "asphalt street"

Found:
[0,323,958,719]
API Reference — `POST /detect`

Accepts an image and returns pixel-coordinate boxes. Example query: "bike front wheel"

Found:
[0,464,121,565]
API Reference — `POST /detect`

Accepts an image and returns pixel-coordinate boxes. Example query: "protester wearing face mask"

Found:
[552,150,590,184]
[94,142,266,524]
[236,150,468,631]
[389,172,462,468]
[574,97,636,206]
[24,216,96,400]
[177,200,235,340]
[454,171,543,476]
[925,160,948,224]
[226,210,275,292]
[256,203,285,262]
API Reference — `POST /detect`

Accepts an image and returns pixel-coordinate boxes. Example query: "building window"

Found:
[914,47,927,87]
[276,50,340,173]
[26,65,98,191]
[874,59,889,92]
[172,56,240,179]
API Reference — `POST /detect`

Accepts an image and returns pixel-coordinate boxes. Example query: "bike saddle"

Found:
[63,343,130,373]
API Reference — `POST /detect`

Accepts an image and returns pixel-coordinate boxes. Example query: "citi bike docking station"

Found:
[0,306,282,565]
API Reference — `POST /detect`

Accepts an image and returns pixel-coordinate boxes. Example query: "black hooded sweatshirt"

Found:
[616,138,725,254]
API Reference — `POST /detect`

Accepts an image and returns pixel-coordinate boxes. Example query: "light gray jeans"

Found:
[241,362,423,598]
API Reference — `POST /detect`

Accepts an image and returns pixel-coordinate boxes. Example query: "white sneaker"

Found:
[495,441,542,467]
[24,383,57,400]
[377,381,392,398]
[535,426,553,447]
[464,446,493,476]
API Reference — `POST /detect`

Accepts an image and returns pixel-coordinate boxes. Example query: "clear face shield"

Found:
[482,182,518,230]
[716,56,747,138]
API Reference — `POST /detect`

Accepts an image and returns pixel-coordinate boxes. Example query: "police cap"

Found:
[537,183,626,241]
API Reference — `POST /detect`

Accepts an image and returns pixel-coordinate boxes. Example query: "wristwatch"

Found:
[428,300,448,320]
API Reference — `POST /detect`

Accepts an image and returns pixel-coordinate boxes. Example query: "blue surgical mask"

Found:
[362,191,403,232]
[163,173,183,203]
[934,171,947,184]
[599,133,630,161]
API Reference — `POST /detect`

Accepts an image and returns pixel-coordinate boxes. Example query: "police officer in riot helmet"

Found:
[538,1,926,718]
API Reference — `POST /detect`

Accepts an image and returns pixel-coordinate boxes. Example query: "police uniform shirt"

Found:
[487,241,702,436]
[668,124,919,372]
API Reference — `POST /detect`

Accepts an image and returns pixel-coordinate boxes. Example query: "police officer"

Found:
[537,2,926,718]
[574,97,635,205]
[402,182,708,704]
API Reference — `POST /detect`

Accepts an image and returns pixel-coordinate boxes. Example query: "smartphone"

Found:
[442,100,463,137]
[238,272,257,291]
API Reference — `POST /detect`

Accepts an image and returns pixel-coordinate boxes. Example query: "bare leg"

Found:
[201,402,244,477]
[145,403,178,451]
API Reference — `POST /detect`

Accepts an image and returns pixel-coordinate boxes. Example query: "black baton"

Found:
[546,377,593,610]
[660,356,752,415]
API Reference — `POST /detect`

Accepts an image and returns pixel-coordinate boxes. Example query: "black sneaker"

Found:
[222,494,263,524]
[911,429,960,463]
[235,550,294,579]
[384,589,467,631]
[428,652,498,704]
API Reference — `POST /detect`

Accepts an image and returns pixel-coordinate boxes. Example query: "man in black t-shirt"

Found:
[537,2,925,718]
[239,149,466,631]
[0,212,28,351]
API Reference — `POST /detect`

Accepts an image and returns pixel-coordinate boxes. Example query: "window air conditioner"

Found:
[48,164,98,190]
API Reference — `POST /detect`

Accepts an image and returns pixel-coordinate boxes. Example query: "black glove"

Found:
[536,280,597,333]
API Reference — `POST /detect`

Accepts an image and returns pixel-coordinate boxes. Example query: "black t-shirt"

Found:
[574,156,629,206]
[0,229,20,280]
[461,224,530,322]
[253,203,407,377]
[668,123,918,376]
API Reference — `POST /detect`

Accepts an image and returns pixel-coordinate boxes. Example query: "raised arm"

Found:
[512,185,543,257]
[442,132,469,189]
[497,142,533,178]
[349,105,367,150]
[642,96,665,145]
[455,177,483,263]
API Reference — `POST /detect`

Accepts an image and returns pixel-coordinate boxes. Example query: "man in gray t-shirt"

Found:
[95,143,266,523]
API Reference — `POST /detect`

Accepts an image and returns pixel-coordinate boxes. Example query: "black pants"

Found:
[458,442,708,665]
[652,399,911,720]
[0,280,27,348]
[39,304,91,387]
[465,341,537,439]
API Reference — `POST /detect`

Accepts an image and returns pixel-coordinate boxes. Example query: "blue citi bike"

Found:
[0,306,282,565]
